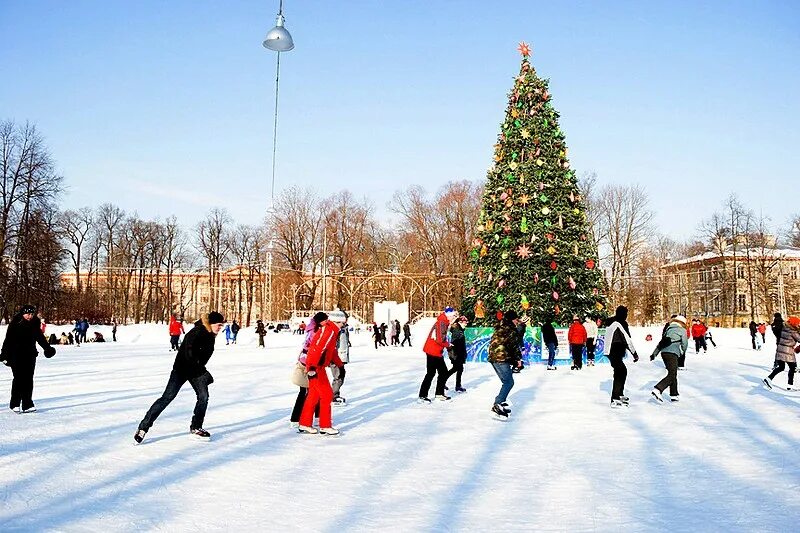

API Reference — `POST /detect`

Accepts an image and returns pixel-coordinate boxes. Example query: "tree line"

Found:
[2,119,798,324]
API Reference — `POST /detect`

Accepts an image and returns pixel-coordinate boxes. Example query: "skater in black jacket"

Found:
[135,311,225,443]
[604,306,639,407]
[1,304,56,413]
[446,316,469,392]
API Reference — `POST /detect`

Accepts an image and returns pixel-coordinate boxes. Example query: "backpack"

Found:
[656,335,677,351]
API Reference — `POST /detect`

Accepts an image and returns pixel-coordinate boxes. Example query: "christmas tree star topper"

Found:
[517,42,531,57]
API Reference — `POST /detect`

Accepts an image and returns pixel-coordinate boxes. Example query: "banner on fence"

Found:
[464,326,606,365]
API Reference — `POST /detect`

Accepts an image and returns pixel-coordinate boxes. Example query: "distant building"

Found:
[662,244,800,327]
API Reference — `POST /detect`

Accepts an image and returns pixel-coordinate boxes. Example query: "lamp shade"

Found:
[263,14,294,51]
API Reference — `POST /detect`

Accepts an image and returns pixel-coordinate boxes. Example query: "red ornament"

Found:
[552,291,559,301]
[586,259,596,269]
[469,287,476,296]
[550,261,557,270]
[496,311,504,320]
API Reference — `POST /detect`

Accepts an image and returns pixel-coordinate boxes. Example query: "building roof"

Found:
[663,245,800,269]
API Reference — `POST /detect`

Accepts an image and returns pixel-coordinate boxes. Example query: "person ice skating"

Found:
[372,322,380,349]
[512,316,528,374]
[488,310,522,419]
[650,314,688,403]
[168,314,184,351]
[604,306,639,407]
[393,319,402,345]
[771,313,784,340]
[47,333,58,345]
[690,318,707,354]
[583,316,598,366]
[59,332,69,345]
[231,320,240,344]
[763,316,800,391]
[446,316,469,392]
[419,307,457,402]
[1,305,57,413]
[567,316,587,370]
[134,311,225,444]
[67,332,74,345]
[255,319,266,348]
[749,321,758,350]
[298,314,345,436]
[112,320,117,342]
[704,326,717,348]
[379,323,389,346]
[290,313,325,426]
[401,321,412,347]
[223,323,232,345]
[541,318,558,370]
[328,310,350,405]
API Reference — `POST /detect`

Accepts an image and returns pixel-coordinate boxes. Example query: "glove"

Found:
[650,354,656,361]
[44,346,56,359]
[307,368,318,379]
[633,352,639,363]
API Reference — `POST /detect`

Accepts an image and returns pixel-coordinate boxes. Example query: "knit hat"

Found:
[671,314,687,327]
[312,311,329,324]
[788,316,800,329]
[328,310,347,324]
[20,304,36,314]
[504,310,519,321]
[207,311,225,324]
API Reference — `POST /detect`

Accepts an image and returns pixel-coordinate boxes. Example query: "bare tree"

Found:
[196,208,232,311]
[57,207,94,294]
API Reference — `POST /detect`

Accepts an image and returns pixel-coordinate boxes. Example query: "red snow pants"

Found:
[300,369,333,428]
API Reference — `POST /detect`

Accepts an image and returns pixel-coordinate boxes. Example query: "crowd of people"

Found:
[3,301,798,441]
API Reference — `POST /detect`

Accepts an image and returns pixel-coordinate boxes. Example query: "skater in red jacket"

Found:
[298,316,345,436]
[567,316,587,370]
[690,319,707,354]
[418,306,457,402]
[168,315,185,351]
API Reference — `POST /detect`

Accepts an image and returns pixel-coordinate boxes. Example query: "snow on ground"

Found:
[1,321,799,532]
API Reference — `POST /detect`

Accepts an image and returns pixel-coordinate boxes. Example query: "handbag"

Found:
[291,362,309,388]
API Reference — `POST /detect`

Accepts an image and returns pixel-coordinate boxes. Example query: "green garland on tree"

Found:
[462,42,607,326]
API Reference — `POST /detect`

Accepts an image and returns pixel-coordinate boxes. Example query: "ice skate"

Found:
[10,406,20,414]
[21,406,36,413]
[333,396,346,405]
[669,396,680,402]
[297,425,318,434]
[190,428,211,441]
[610,399,625,408]
[763,377,773,389]
[491,403,509,420]
[417,397,432,404]
[651,389,664,403]
[456,387,467,393]
[319,427,340,436]
[289,421,299,429]
[134,429,147,444]
[435,394,452,401]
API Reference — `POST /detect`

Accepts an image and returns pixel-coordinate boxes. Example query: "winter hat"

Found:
[671,315,687,327]
[615,306,628,321]
[328,310,347,324]
[312,311,329,324]
[787,316,800,329]
[207,311,225,324]
[20,304,37,314]
[444,306,455,314]
[504,310,519,321]
[457,315,469,324]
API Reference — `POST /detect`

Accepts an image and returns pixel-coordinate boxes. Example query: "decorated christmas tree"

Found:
[462,43,607,326]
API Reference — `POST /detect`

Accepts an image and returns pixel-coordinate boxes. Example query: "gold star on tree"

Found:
[520,129,530,139]
[519,194,530,205]
[517,42,531,57]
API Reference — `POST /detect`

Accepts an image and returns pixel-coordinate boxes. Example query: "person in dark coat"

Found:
[488,310,522,418]
[401,321,412,347]
[1,304,56,413]
[446,316,469,392]
[255,319,267,348]
[604,306,639,407]
[771,313,784,341]
[231,320,241,344]
[541,318,558,370]
[135,311,225,443]
[749,321,758,350]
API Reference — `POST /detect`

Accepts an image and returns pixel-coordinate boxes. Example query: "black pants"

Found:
[586,338,595,361]
[768,361,797,385]
[678,353,686,368]
[290,387,319,423]
[170,335,180,350]
[655,353,679,396]
[139,369,212,431]
[10,356,36,410]
[607,350,627,400]
[258,335,265,347]
[446,357,465,389]
[693,337,707,353]
[570,344,583,369]
[419,355,448,398]
[401,333,411,347]
[751,334,757,349]
[706,335,716,347]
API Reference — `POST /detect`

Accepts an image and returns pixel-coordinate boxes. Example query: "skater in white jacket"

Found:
[603,306,638,407]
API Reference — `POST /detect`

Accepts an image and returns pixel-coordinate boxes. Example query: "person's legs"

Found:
[311,375,334,428]
[547,343,556,366]
[571,344,583,369]
[139,370,187,431]
[331,364,343,397]
[586,338,595,362]
[455,360,464,389]
[434,357,449,396]
[658,353,679,396]
[608,353,627,400]
[788,362,797,385]
[491,362,514,404]
[419,355,437,397]
[768,361,786,381]
[19,357,36,410]
[188,372,211,430]
[678,352,686,368]
[290,387,307,422]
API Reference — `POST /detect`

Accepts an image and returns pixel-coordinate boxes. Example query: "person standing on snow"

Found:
[567,316,587,370]
[328,310,350,405]
[1,304,56,413]
[604,305,639,408]
[255,319,266,348]
[418,307,457,403]
[223,323,232,345]
[748,321,758,350]
[168,314,184,351]
[757,322,767,344]
[650,315,688,403]
[401,321,412,347]
[690,318,707,354]
[446,315,469,392]
[290,313,325,427]
[488,310,522,419]
[771,313,784,341]
[230,320,240,344]
[298,315,345,436]
[763,316,800,391]
[134,311,225,443]
[542,317,558,370]
[583,316,598,366]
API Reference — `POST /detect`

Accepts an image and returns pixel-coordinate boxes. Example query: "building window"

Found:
[737,265,745,279]
[698,271,705,283]
[737,294,746,312]
[711,268,719,281]
[791,266,798,280]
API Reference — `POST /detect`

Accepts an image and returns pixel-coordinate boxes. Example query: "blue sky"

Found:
[2,1,798,238]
